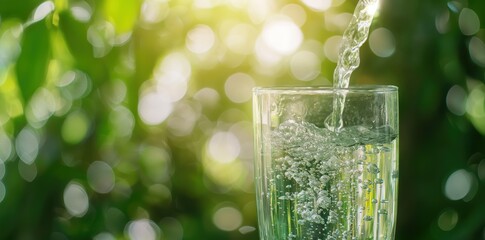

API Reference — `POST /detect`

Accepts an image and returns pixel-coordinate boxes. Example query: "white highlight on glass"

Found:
[63,181,89,217]
[208,132,241,163]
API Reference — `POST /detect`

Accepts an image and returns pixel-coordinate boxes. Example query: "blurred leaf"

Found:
[15,20,51,103]
[58,11,94,66]
[103,0,140,34]
[0,0,43,21]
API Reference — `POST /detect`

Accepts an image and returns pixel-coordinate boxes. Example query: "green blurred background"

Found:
[0,0,484,239]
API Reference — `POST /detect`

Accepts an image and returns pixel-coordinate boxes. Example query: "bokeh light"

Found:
[57,70,92,101]
[0,161,4,180]
[208,131,240,164]
[223,23,257,55]
[193,88,220,108]
[437,209,459,231]
[300,0,332,12]
[139,146,171,183]
[70,1,93,23]
[324,35,342,63]
[0,132,12,162]
[138,90,173,125]
[167,102,200,136]
[290,50,321,81]
[93,232,115,240]
[87,21,115,58]
[435,10,450,34]
[466,83,485,134]
[212,206,243,231]
[444,169,473,201]
[261,17,303,55]
[87,161,115,194]
[369,27,396,58]
[160,217,184,240]
[280,4,307,27]
[30,1,55,24]
[0,182,5,203]
[186,25,216,54]
[224,72,255,103]
[63,181,89,217]
[458,8,480,36]
[478,159,485,182]
[446,85,467,116]
[25,88,56,128]
[239,225,256,234]
[15,127,39,165]
[140,0,170,25]
[125,219,161,240]
[18,161,37,182]
[61,110,90,144]
[468,37,485,67]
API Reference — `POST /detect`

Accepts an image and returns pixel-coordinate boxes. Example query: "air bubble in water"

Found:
[378,209,388,215]
[367,164,380,174]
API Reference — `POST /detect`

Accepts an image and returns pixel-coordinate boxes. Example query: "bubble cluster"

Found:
[266,120,398,239]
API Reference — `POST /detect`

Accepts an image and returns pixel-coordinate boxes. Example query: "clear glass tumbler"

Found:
[253,86,399,240]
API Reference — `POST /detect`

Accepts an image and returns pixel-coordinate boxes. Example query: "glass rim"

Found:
[253,85,398,94]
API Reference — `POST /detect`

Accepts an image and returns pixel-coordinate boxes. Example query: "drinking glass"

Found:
[253,86,399,240]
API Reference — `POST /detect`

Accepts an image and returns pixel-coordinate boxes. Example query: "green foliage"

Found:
[0,0,484,240]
